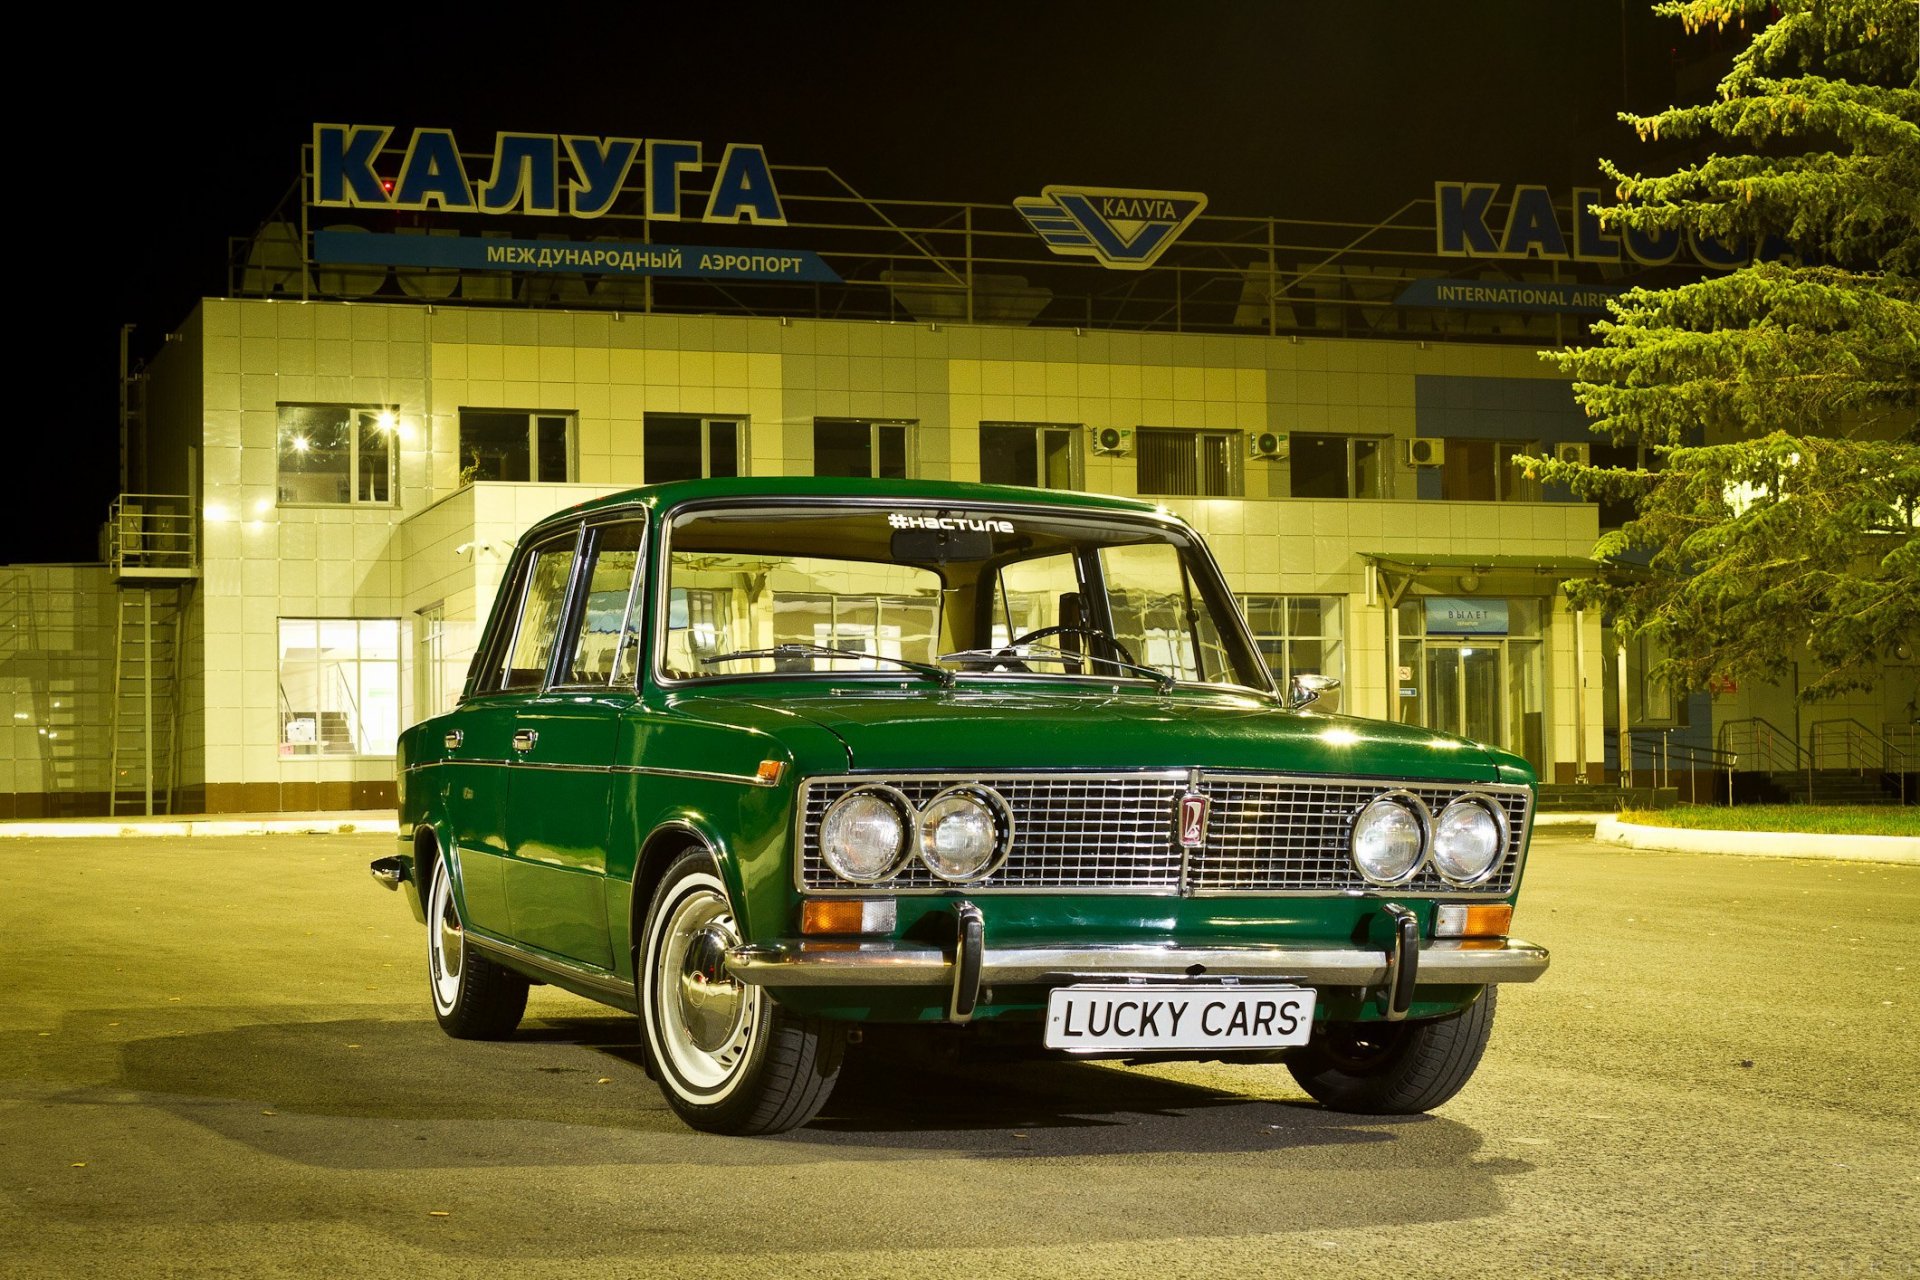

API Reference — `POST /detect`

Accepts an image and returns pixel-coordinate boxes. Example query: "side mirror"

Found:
[1288,673,1341,710]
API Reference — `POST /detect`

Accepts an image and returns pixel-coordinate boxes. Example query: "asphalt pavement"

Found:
[2,830,1915,1278]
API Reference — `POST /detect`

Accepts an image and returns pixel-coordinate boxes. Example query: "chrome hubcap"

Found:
[677,923,744,1052]
[654,880,757,1091]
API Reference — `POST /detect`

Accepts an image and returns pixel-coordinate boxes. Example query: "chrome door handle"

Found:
[444,730,463,750]
[512,729,539,753]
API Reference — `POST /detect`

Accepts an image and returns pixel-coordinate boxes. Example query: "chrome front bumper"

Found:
[726,898,1549,1024]
[726,937,1550,988]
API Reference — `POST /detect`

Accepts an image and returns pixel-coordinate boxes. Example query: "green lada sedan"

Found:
[372,477,1548,1134]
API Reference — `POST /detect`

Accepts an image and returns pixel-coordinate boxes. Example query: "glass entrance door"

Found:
[1423,643,1505,749]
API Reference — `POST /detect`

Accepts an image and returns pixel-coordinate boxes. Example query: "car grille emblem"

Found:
[1177,792,1209,849]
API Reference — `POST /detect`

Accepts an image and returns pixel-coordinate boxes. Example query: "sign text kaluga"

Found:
[313,124,787,224]
[1433,182,1753,268]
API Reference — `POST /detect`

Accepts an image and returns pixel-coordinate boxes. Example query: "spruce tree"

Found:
[1539,0,1920,700]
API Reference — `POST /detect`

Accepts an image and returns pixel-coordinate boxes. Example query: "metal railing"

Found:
[1807,717,1913,804]
[1883,721,1918,774]
[1627,728,1736,806]
[1810,717,1897,774]
[1715,717,1805,776]
[107,494,196,577]
[221,148,1683,345]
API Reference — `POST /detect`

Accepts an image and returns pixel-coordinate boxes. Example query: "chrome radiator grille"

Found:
[797,771,1531,896]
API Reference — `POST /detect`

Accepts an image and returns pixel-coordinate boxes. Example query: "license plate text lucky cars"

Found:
[1043,985,1316,1052]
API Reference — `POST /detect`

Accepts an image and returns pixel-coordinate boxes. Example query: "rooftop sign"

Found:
[313,125,788,224]
[1434,182,1750,269]
[1016,186,1208,270]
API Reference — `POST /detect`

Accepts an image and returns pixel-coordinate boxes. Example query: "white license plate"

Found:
[1043,984,1317,1052]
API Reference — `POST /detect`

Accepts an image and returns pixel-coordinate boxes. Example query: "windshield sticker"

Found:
[887,513,1015,534]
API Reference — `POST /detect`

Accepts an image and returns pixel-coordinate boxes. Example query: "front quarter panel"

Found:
[608,693,851,973]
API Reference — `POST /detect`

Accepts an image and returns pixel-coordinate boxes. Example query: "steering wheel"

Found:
[1008,624,1141,672]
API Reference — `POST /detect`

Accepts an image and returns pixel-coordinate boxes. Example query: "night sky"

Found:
[14,1,1696,565]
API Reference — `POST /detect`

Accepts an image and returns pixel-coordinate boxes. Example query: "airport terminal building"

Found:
[3,126,1910,815]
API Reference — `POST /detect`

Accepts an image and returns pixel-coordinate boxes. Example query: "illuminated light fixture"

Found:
[375,410,398,432]
[290,435,311,454]
[800,898,897,936]
[1435,903,1513,938]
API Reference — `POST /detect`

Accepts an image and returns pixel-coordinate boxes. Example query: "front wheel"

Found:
[1287,987,1497,1114]
[638,850,846,1135]
[426,851,529,1040]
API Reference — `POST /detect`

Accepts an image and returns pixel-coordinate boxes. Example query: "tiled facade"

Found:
[14,292,1904,816]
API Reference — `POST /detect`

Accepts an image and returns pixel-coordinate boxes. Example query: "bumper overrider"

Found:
[726,899,1550,1024]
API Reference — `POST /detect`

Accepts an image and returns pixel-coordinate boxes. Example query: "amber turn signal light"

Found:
[800,898,897,936]
[755,759,786,785]
[1434,903,1512,938]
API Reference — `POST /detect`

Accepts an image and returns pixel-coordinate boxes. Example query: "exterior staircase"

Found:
[109,585,189,816]
[1774,769,1902,806]
[1535,783,1678,813]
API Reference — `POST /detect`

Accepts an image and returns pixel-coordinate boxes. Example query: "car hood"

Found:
[686,685,1510,782]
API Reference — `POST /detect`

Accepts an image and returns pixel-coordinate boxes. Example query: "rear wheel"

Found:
[426,851,529,1040]
[1287,987,1497,1114]
[638,849,845,1134]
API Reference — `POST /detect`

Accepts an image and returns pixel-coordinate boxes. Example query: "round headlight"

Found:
[1350,793,1429,885]
[917,788,1010,882]
[1432,796,1506,885]
[819,788,909,883]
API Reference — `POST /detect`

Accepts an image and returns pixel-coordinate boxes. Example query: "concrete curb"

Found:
[0,813,401,839]
[1596,816,1920,865]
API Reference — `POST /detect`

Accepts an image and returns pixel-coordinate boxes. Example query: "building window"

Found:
[1441,438,1539,502]
[458,410,574,484]
[278,618,400,756]
[1136,428,1238,496]
[979,422,1080,489]
[644,414,744,484]
[277,405,396,505]
[1240,595,1345,703]
[414,603,475,722]
[814,419,910,478]
[1290,434,1387,499]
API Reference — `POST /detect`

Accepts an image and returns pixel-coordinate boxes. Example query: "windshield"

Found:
[659,502,1270,691]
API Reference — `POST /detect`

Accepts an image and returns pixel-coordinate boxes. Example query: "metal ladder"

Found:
[108,585,189,816]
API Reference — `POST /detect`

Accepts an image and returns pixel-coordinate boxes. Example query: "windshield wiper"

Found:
[936,644,1177,694]
[701,643,955,689]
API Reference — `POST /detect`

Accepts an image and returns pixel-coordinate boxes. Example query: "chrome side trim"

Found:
[406,758,516,773]
[465,932,637,1011]
[727,937,1551,989]
[403,760,776,786]
[614,764,784,787]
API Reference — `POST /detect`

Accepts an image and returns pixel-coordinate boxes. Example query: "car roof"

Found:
[528,475,1168,535]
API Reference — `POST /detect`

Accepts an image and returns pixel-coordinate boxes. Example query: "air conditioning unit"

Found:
[1247,430,1288,460]
[1091,426,1132,456]
[1555,442,1592,466]
[1405,438,1445,467]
